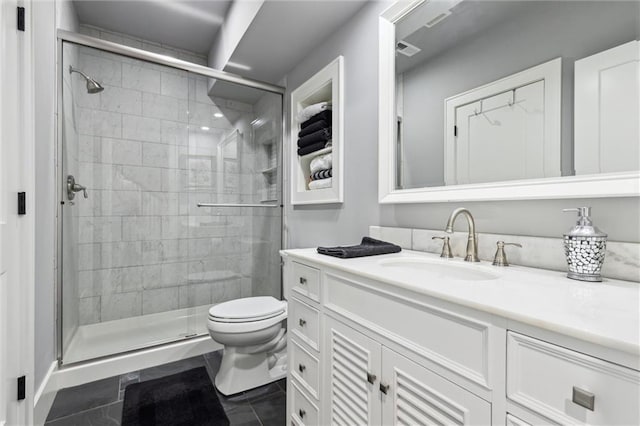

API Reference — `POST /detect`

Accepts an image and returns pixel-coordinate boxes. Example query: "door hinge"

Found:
[18,192,26,215]
[453,125,458,137]
[17,7,25,32]
[17,376,26,401]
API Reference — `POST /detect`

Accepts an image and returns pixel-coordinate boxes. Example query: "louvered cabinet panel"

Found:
[381,347,491,426]
[325,317,382,426]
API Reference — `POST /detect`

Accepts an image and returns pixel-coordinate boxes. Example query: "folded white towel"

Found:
[297,102,331,123]
[309,177,332,190]
[310,153,332,174]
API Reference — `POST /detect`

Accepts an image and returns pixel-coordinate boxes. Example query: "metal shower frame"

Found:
[55,29,287,364]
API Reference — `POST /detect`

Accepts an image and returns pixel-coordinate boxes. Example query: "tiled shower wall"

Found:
[251,93,282,297]
[66,26,281,326]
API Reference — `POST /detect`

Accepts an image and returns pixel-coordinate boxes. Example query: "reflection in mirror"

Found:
[394,1,639,190]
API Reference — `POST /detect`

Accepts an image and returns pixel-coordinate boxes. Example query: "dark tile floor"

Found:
[45,351,286,426]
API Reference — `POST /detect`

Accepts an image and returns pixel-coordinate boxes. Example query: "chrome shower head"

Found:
[69,66,104,94]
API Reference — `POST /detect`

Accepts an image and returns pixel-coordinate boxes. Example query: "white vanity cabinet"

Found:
[324,317,490,425]
[281,250,640,426]
[506,332,640,425]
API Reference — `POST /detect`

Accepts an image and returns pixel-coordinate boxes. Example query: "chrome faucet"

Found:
[445,208,479,262]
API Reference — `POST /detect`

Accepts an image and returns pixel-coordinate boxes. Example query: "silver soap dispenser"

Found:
[563,207,607,282]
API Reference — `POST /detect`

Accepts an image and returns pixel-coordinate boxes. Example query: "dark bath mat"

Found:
[121,367,229,426]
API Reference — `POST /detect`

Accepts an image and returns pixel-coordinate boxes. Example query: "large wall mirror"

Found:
[378,0,640,203]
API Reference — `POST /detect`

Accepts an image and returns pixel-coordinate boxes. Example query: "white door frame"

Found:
[0,0,36,424]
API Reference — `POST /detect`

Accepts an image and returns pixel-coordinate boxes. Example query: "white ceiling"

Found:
[73,0,232,54]
[73,0,368,102]
[223,0,367,83]
[210,0,367,102]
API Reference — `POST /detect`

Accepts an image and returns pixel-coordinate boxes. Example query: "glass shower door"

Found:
[59,39,283,364]
[184,74,283,337]
[60,41,192,363]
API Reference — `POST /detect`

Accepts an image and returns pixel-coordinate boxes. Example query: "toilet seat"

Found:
[207,308,287,334]
[209,296,286,323]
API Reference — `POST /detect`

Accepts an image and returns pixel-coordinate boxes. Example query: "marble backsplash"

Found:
[370,226,639,283]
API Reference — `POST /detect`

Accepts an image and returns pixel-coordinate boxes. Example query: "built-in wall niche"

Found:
[252,117,278,202]
[290,56,343,205]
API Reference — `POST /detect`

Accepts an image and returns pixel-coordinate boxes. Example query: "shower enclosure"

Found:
[57,31,283,364]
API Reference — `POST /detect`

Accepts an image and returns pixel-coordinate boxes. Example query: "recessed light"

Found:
[201,126,210,131]
[214,113,224,118]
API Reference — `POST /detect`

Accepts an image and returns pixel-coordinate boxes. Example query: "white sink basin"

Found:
[378,257,500,281]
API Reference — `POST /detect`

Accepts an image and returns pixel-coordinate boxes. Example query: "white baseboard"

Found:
[33,336,220,424]
[34,361,58,426]
[55,336,220,390]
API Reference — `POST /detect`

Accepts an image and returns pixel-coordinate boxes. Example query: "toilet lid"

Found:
[208,296,285,322]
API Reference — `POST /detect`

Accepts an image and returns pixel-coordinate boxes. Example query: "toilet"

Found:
[207,296,288,395]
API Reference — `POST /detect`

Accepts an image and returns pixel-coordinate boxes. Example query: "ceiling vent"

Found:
[396,40,421,57]
[425,10,451,28]
[424,10,451,28]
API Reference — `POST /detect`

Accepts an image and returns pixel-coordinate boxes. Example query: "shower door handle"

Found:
[67,175,88,200]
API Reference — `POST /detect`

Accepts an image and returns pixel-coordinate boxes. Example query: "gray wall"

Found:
[33,0,56,392]
[32,0,73,392]
[284,1,389,248]
[284,0,640,248]
[401,1,640,188]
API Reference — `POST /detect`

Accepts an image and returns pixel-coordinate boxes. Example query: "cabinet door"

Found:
[381,347,492,425]
[325,317,381,426]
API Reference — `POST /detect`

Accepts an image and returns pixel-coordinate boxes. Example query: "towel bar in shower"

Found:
[197,203,280,208]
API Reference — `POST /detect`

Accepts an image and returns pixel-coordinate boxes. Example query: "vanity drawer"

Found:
[292,261,320,302]
[291,339,319,398]
[290,298,320,351]
[507,332,640,425]
[324,272,491,388]
[290,380,319,426]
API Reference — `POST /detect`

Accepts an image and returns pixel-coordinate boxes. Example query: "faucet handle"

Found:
[492,241,522,267]
[432,236,453,259]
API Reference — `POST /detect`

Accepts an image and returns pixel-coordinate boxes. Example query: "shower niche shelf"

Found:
[290,56,343,205]
[253,114,279,203]
[254,118,276,146]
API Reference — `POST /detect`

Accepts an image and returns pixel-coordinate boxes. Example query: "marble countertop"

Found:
[281,248,640,357]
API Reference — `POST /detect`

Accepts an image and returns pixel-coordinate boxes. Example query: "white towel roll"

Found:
[308,177,332,190]
[310,153,332,174]
[297,102,331,123]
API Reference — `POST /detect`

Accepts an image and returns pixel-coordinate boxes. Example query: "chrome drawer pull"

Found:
[298,363,306,373]
[299,409,306,419]
[379,383,390,395]
[299,318,306,327]
[572,386,595,411]
[367,372,377,384]
[299,277,307,285]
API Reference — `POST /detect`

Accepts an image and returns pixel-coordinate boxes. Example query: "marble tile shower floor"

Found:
[45,351,286,426]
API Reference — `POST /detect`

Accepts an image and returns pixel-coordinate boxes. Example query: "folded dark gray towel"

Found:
[298,141,327,156]
[298,127,332,148]
[299,120,330,137]
[300,110,332,129]
[310,168,332,180]
[317,237,402,259]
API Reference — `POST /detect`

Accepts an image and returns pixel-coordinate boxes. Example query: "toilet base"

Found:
[215,346,287,396]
